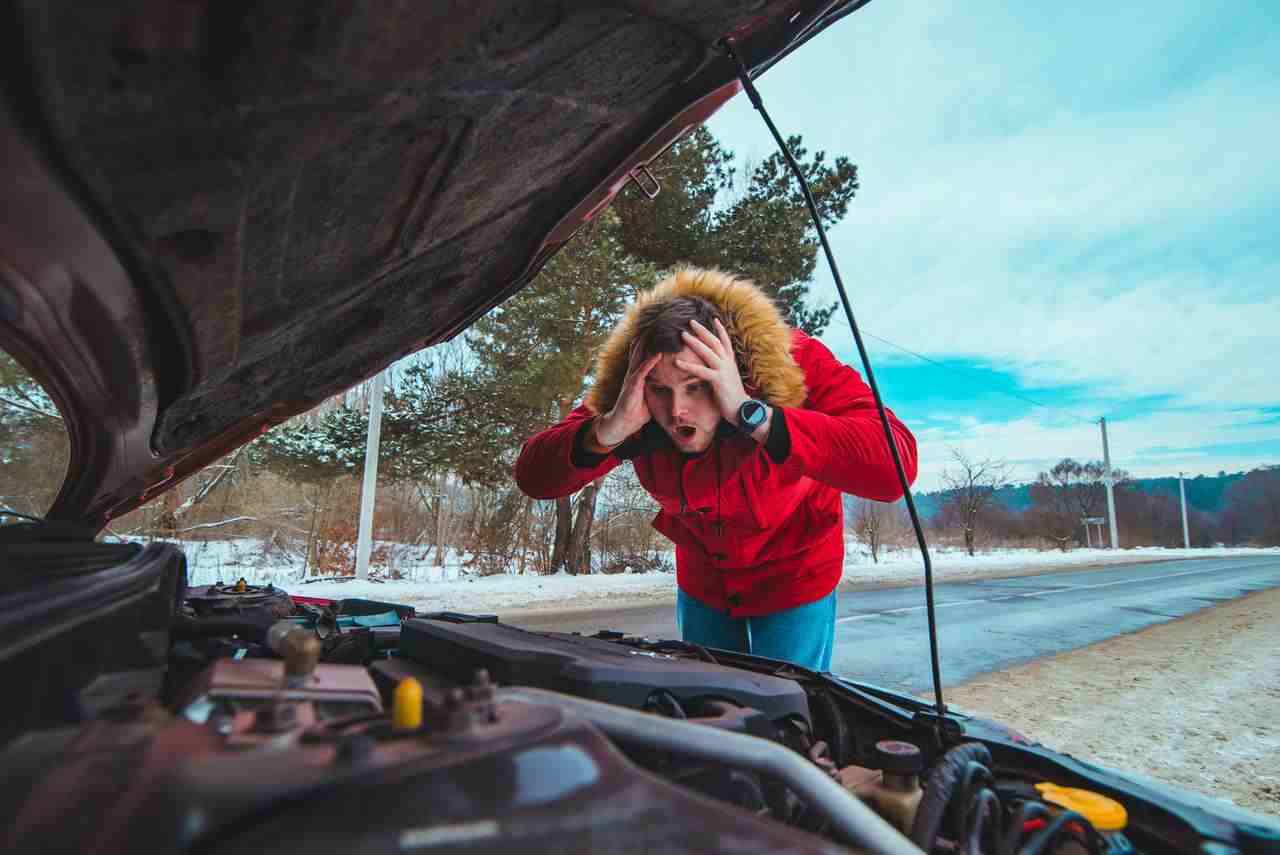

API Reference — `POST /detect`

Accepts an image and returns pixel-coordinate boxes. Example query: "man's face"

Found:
[643,347,722,452]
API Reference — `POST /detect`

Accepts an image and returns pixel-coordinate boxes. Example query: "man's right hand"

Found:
[595,343,660,447]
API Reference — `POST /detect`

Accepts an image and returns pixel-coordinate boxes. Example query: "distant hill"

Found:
[913,470,1249,519]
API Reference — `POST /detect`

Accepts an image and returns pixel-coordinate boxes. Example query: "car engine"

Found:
[1,539,1262,854]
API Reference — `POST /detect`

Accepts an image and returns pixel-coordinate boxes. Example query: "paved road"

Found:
[503,556,1280,693]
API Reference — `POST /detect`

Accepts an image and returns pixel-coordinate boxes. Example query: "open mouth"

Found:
[674,425,697,441]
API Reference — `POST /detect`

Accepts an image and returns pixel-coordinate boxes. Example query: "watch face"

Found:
[740,399,766,429]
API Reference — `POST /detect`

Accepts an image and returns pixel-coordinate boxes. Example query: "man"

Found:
[515,268,917,671]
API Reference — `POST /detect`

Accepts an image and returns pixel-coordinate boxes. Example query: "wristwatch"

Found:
[737,398,768,433]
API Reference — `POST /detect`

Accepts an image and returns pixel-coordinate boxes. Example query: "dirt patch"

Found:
[942,587,1280,817]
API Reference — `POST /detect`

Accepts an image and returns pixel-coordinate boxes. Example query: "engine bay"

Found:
[0,540,1270,854]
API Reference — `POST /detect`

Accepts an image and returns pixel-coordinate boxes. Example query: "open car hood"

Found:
[0,0,868,527]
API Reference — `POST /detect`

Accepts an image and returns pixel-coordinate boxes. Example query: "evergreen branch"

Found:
[0,395,61,421]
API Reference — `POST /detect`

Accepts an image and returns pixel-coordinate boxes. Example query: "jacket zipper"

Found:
[680,454,730,613]
[677,457,689,514]
[713,444,730,613]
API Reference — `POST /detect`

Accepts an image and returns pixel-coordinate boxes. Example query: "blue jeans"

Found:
[676,588,836,671]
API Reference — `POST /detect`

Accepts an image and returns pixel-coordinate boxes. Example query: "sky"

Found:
[705,0,1279,491]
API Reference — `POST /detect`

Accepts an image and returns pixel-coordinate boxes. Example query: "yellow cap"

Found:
[393,677,424,731]
[1035,783,1128,831]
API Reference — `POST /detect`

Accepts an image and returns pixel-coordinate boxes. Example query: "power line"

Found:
[831,317,1099,425]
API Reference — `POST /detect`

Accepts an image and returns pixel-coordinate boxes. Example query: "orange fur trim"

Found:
[584,268,807,414]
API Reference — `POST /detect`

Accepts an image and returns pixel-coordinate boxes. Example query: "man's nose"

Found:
[670,389,690,421]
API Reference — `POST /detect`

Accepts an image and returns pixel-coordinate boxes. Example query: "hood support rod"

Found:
[721,37,947,728]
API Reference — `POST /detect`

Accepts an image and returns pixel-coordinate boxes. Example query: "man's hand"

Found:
[676,318,751,424]
[595,342,660,447]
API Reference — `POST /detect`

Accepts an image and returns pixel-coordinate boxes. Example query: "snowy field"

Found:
[132,536,1280,615]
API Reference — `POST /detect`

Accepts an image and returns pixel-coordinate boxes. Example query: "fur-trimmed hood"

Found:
[584,268,807,414]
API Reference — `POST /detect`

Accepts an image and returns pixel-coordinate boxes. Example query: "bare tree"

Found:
[939,448,1014,556]
[848,498,892,564]
[1217,466,1280,546]
[153,446,249,533]
[565,477,603,575]
[592,470,663,573]
[1029,458,1128,550]
[1114,485,1184,547]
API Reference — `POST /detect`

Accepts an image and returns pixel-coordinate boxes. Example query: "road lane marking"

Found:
[835,563,1279,624]
[837,597,993,622]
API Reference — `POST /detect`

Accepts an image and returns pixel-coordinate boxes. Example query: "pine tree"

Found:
[0,352,67,516]
[614,126,859,335]
[458,211,658,573]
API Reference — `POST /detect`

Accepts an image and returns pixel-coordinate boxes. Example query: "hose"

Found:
[910,742,993,850]
[904,741,1105,855]
[501,687,921,854]
[999,802,1051,855]
[1016,810,1097,855]
[962,787,1000,855]
[810,689,853,766]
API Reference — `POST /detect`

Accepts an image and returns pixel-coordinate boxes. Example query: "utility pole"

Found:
[355,370,386,580]
[1099,417,1119,549]
[1179,472,1190,549]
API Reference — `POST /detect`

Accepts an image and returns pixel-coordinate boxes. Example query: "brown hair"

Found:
[632,296,729,359]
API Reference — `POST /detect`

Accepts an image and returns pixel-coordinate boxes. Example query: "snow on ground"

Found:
[169,538,472,587]
[129,535,1280,615]
[135,536,680,613]
[294,570,681,614]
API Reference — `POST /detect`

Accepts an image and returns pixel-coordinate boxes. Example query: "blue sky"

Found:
[705,0,1280,490]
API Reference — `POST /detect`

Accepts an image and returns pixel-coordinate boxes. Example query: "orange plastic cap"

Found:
[1035,783,1128,831]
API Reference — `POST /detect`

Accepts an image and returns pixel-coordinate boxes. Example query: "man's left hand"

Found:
[676,318,750,424]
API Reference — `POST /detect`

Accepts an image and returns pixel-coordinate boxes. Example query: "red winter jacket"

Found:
[514,270,917,617]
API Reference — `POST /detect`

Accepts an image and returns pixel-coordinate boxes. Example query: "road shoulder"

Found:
[941,587,1280,817]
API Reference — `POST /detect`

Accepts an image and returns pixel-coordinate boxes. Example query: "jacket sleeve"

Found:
[774,332,918,502]
[513,404,624,499]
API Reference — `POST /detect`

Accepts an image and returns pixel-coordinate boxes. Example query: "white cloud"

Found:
[812,67,1280,409]
[711,3,1280,414]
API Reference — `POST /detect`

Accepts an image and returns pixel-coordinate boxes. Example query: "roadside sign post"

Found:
[1083,516,1107,549]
